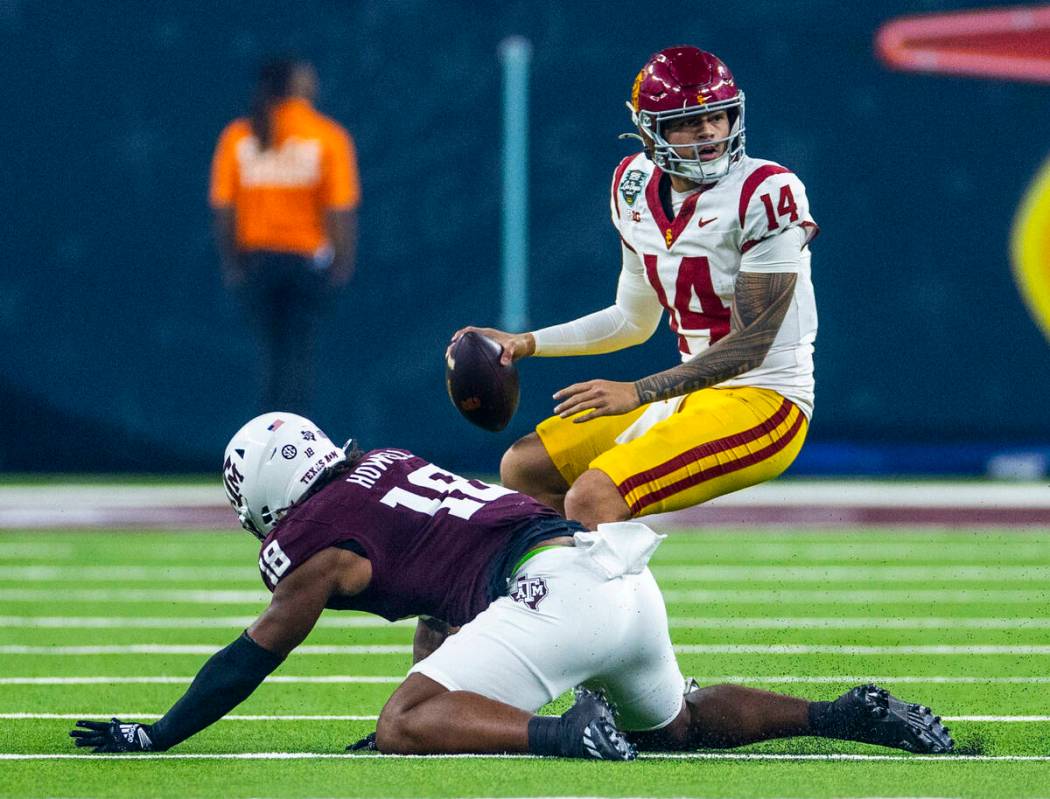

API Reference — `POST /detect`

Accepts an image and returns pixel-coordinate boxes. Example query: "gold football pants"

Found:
[536,386,808,517]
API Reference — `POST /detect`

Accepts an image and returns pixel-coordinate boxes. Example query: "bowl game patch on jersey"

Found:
[619,169,646,207]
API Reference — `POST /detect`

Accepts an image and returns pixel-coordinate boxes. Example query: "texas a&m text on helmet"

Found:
[626,46,745,183]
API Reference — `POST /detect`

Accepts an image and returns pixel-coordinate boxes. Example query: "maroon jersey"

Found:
[258,449,568,626]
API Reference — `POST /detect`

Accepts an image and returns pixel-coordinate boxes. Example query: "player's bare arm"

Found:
[70,547,363,752]
[248,546,364,656]
[448,326,535,366]
[553,270,796,421]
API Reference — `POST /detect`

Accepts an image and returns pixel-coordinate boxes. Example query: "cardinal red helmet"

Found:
[626,46,746,182]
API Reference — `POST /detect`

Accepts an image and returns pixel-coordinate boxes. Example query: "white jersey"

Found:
[611,152,818,416]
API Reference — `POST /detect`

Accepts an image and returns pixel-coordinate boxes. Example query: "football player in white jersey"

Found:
[451,45,818,529]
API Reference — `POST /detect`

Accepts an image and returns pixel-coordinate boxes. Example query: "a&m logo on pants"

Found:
[511,575,549,610]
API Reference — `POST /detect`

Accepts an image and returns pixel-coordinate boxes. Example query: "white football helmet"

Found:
[222,412,347,539]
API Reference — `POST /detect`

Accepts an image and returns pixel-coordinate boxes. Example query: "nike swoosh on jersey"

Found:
[697,217,718,228]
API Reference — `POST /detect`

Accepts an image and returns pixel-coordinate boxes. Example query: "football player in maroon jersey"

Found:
[71,415,952,758]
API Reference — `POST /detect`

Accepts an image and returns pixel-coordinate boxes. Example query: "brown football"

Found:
[445,331,520,432]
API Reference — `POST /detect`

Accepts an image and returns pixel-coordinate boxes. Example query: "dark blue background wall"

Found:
[3,1,1048,474]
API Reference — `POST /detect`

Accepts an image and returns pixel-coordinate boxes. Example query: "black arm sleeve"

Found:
[147,631,284,750]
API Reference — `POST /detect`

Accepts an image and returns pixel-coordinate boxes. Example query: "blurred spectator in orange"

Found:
[210,57,360,414]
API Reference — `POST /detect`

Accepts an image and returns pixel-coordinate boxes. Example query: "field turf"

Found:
[2,527,1049,798]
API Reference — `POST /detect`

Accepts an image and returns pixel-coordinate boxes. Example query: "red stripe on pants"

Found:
[626,408,805,515]
[618,398,794,498]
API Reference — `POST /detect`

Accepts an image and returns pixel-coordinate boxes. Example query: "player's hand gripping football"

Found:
[554,380,642,422]
[448,327,535,366]
[69,718,155,753]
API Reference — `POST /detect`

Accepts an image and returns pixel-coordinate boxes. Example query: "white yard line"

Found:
[666,617,1050,630]
[6,644,1050,656]
[5,674,1050,686]
[0,645,413,655]
[0,566,254,582]
[661,589,1050,604]
[670,645,1050,655]
[0,589,269,604]
[3,752,1050,761]
[7,564,1050,583]
[3,712,1046,723]
[0,615,413,629]
[651,565,1050,582]
[4,615,1050,630]
[654,540,1050,555]
[658,752,1050,762]
[4,587,1050,605]
[683,676,1050,684]
[7,541,1050,564]
[0,676,404,685]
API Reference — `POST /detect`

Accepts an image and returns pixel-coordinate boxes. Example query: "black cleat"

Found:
[825,684,954,754]
[562,688,637,761]
[345,731,377,751]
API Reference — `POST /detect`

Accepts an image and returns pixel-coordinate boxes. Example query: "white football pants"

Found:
[409,522,685,731]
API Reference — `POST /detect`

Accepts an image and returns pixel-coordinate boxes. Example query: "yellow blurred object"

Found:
[1011,155,1050,344]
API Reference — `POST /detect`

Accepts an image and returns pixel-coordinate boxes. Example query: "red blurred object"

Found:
[876,4,1050,83]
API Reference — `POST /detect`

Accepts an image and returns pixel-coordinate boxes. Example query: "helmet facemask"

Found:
[628,93,746,183]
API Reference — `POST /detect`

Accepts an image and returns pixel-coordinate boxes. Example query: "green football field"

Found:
[2,527,1050,798]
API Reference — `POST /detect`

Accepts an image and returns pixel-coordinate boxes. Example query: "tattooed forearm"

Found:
[633,272,797,404]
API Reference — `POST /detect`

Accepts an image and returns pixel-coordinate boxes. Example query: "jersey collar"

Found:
[644,166,707,250]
